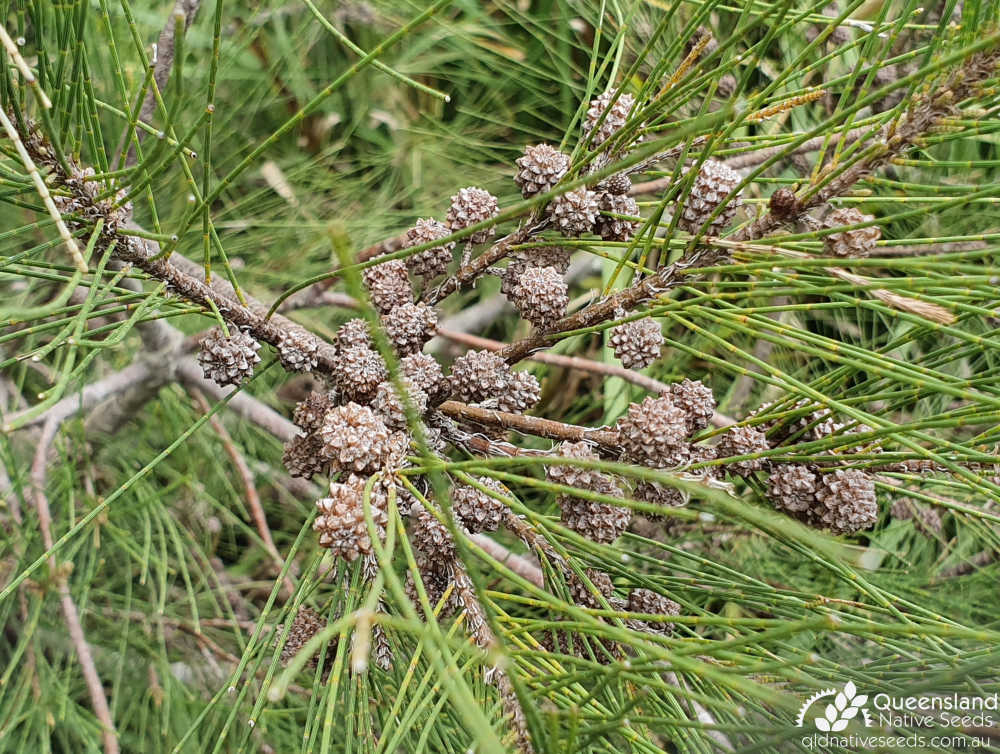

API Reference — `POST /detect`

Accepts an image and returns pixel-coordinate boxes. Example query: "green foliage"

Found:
[2,1,1000,752]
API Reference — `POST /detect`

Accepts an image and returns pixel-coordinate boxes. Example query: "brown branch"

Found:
[438,400,619,447]
[32,419,118,754]
[469,534,543,587]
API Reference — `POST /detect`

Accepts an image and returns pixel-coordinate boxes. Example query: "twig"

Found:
[469,534,543,587]
[438,400,619,447]
[31,419,118,754]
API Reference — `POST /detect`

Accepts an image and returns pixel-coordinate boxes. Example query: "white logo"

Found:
[796,681,872,731]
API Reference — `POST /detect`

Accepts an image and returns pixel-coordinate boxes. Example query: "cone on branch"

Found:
[608,317,663,370]
[197,328,261,387]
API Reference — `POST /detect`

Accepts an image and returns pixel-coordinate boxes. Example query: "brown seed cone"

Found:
[823,207,881,258]
[371,378,428,430]
[512,246,572,276]
[446,187,499,244]
[314,478,387,561]
[634,479,687,511]
[627,588,680,633]
[514,143,570,198]
[318,403,394,474]
[277,328,320,373]
[677,159,743,236]
[293,391,334,433]
[509,265,568,329]
[409,505,457,562]
[608,317,663,370]
[400,352,446,398]
[598,173,632,196]
[332,345,387,403]
[335,318,373,351]
[560,497,631,544]
[451,477,507,533]
[363,258,413,314]
[568,569,613,607]
[282,433,326,479]
[547,441,605,490]
[381,302,438,355]
[767,464,818,514]
[583,90,636,148]
[559,477,630,544]
[278,607,327,666]
[814,468,878,534]
[404,218,455,279]
[449,349,511,403]
[197,328,261,387]
[668,378,716,433]
[595,193,641,241]
[547,187,600,237]
[495,369,543,414]
[769,187,799,221]
[616,396,689,467]
[537,625,621,663]
[716,425,771,476]
[406,554,460,616]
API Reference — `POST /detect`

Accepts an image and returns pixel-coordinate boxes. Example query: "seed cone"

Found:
[363,258,412,314]
[335,318,372,351]
[371,378,428,430]
[599,173,632,196]
[282,433,326,479]
[547,441,604,490]
[314,479,386,561]
[514,144,570,198]
[446,187,499,244]
[824,207,881,258]
[669,379,716,433]
[452,477,507,533]
[409,505,457,562]
[279,607,327,666]
[608,317,663,370]
[568,569,613,607]
[382,302,437,355]
[404,218,455,279]
[767,464,818,514]
[400,352,446,398]
[595,193,641,241]
[627,588,680,633]
[677,159,742,236]
[497,370,541,414]
[318,403,394,474]
[197,328,261,387]
[814,468,878,534]
[332,345,387,403]
[559,483,631,544]
[509,265,568,329]
[293,391,334,433]
[547,187,599,237]
[583,90,636,148]
[449,349,511,403]
[277,328,320,373]
[769,187,799,220]
[616,396,690,467]
[716,425,771,476]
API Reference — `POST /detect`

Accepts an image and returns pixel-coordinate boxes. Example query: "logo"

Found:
[796,681,872,731]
